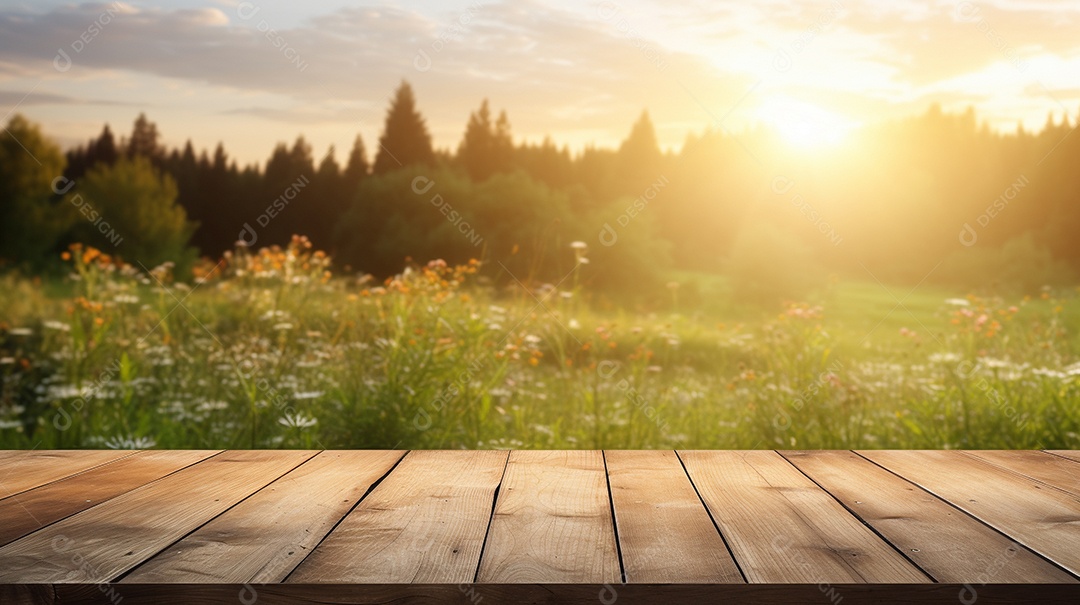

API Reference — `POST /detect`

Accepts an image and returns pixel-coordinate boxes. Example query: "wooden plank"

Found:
[678,450,930,583]
[783,450,1076,583]
[964,451,1080,497]
[0,450,316,583]
[860,450,1080,576]
[287,450,507,584]
[476,450,620,583]
[605,450,743,583]
[0,450,217,547]
[122,450,405,583]
[0,450,135,498]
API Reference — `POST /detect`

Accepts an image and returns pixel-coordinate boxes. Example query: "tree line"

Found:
[3,80,1080,301]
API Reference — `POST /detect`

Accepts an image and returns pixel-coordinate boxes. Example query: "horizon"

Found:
[1,0,1077,165]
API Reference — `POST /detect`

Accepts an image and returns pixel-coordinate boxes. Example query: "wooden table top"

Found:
[0,450,1078,604]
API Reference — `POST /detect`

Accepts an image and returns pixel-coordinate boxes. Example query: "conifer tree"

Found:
[373,81,434,174]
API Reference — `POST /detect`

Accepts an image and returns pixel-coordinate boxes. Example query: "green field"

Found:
[2,241,1079,450]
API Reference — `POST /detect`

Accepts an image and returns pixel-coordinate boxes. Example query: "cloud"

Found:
[0,89,134,108]
[0,0,1076,158]
[0,1,748,139]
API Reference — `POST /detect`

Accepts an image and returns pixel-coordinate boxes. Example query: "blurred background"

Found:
[1,1,1078,450]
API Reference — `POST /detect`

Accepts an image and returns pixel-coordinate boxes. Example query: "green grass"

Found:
[1,243,1078,450]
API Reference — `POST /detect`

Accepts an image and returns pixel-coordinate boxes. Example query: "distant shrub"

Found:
[725,222,823,304]
[334,167,671,301]
[0,115,69,269]
[68,157,197,271]
[936,233,1074,293]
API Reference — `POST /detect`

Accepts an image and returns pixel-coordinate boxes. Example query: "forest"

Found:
[4,80,1079,304]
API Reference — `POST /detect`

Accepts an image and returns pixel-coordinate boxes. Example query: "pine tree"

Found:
[343,135,369,193]
[308,146,343,247]
[93,124,118,167]
[493,110,513,166]
[459,99,494,180]
[458,100,514,181]
[615,110,663,197]
[618,111,661,174]
[127,113,162,163]
[373,81,434,174]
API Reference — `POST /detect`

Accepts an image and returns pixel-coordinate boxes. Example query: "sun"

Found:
[755,97,856,149]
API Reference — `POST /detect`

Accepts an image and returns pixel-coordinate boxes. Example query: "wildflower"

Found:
[195,401,229,412]
[103,435,157,449]
[279,413,318,429]
[43,320,71,332]
[293,391,324,400]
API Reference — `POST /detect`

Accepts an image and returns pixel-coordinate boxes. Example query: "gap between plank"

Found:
[279,450,410,584]
[673,450,749,584]
[113,450,322,583]
[472,450,511,583]
[1041,450,1080,465]
[962,451,1080,498]
[851,450,1080,582]
[601,450,626,585]
[775,451,936,583]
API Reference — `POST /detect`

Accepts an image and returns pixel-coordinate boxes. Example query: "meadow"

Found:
[1,237,1078,451]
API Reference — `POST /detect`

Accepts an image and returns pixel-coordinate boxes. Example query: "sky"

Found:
[0,0,1077,166]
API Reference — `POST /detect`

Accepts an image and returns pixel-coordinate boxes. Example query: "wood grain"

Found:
[287,450,507,584]
[783,450,1075,583]
[0,450,135,499]
[122,450,405,583]
[679,450,930,583]
[0,450,316,582]
[964,450,1080,497]
[605,450,743,583]
[860,450,1080,576]
[476,450,620,583]
[0,450,217,547]
[1047,450,1080,464]
[0,449,1076,591]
